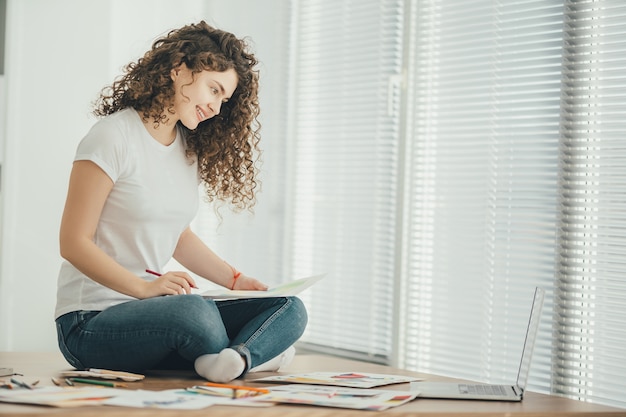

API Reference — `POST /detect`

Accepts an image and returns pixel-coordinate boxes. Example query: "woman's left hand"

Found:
[232,274,269,291]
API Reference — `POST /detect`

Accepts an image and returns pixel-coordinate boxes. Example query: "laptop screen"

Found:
[515,287,545,391]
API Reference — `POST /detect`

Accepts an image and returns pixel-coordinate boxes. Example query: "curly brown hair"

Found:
[94,21,261,211]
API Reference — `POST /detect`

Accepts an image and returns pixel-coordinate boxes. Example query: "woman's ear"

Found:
[171,65,181,81]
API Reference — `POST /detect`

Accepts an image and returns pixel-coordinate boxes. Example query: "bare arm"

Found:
[59,160,197,298]
[173,227,268,291]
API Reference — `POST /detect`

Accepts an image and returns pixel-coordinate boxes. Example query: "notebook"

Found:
[411,287,545,401]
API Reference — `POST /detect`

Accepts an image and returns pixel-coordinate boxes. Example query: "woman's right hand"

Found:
[140,271,198,298]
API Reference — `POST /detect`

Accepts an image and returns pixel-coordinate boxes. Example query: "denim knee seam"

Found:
[245,297,292,347]
[237,297,295,372]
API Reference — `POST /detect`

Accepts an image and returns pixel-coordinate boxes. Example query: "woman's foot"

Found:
[249,346,296,373]
[194,348,246,382]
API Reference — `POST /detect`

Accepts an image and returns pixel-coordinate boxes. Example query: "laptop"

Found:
[411,287,545,401]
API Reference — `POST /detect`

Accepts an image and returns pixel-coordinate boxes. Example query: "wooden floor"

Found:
[0,351,624,416]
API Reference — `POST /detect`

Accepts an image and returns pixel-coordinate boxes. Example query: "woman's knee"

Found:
[287,296,308,332]
[161,295,229,347]
[166,294,216,312]
[157,295,220,329]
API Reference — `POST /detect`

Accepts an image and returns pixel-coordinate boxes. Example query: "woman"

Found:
[55,21,307,383]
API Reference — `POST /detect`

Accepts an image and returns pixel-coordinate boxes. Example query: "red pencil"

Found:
[145,269,198,289]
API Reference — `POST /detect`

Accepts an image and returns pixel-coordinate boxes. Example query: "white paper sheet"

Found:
[200,274,325,299]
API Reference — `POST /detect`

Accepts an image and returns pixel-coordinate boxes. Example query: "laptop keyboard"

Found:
[459,384,508,396]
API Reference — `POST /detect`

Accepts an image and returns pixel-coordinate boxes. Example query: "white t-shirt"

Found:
[55,108,200,319]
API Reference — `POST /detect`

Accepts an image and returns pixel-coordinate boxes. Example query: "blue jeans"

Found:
[55,295,307,375]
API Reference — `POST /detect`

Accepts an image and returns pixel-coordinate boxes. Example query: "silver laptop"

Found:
[411,287,545,401]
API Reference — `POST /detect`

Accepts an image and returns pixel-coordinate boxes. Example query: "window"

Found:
[283,0,405,360]
[199,0,626,408]
[554,1,626,406]
[399,0,563,395]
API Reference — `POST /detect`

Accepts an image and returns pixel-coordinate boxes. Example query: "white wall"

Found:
[0,0,286,352]
[195,1,292,278]
[0,0,114,351]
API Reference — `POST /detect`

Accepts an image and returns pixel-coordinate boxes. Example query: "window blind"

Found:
[399,0,564,394]
[555,0,626,408]
[284,0,404,360]
[197,0,626,407]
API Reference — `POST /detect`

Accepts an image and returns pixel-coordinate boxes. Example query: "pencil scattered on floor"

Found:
[69,378,127,388]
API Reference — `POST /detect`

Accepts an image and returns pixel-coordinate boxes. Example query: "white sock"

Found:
[194,348,245,383]
[249,346,296,373]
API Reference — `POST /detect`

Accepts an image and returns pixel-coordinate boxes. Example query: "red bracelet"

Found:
[226,262,241,290]
[231,270,242,290]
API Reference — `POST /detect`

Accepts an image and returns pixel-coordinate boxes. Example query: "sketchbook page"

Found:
[200,274,326,300]
[253,372,422,388]
[249,384,419,411]
[104,389,220,410]
[0,386,120,408]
